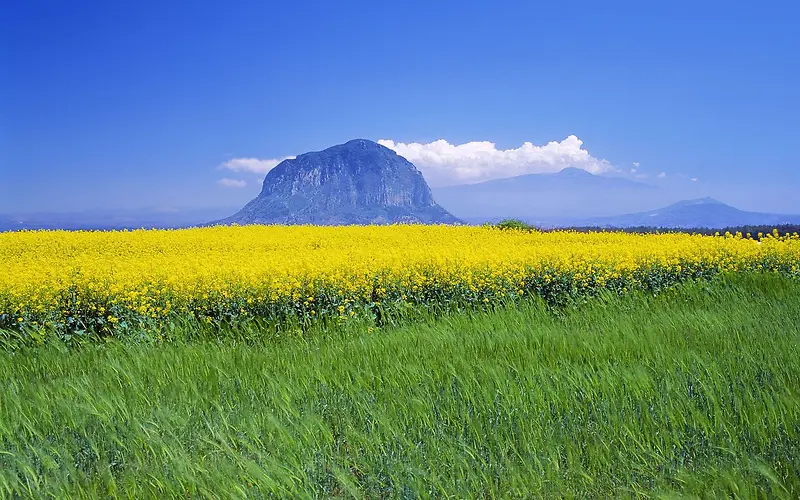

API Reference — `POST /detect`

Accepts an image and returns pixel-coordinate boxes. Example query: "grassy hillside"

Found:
[2,274,799,497]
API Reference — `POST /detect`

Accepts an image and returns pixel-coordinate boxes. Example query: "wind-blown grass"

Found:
[1,273,799,497]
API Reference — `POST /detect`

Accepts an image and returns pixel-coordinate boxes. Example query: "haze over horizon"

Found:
[3,1,799,215]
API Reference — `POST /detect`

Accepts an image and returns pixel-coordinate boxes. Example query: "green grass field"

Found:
[2,273,799,498]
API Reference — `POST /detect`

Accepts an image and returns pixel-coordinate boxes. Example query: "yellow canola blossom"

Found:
[1,225,798,336]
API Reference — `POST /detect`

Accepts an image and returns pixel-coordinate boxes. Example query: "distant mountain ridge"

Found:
[217,139,459,225]
[576,197,800,229]
[0,207,238,232]
[5,155,796,232]
[432,167,674,221]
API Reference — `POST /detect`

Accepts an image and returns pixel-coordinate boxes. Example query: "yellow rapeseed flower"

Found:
[0,225,797,333]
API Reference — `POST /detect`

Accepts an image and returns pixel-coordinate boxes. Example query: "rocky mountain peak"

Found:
[218,139,459,225]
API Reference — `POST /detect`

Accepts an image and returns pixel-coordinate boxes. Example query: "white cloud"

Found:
[217,136,614,187]
[657,172,667,178]
[691,177,698,182]
[221,157,294,175]
[217,178,247,188]
[630,167,637,173]
[377,135,612,186]
[633,161,640,167]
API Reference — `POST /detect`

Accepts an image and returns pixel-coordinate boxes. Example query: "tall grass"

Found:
[1,273,799,497]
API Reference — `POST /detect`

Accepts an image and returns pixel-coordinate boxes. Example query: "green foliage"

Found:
[493,218,536,231]
[561,223,800,239]
[1,274,800,497]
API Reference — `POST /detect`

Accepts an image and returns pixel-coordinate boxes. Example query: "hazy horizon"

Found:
[2,162,798,220]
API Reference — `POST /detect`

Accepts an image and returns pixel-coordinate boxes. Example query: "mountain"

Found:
[579,198,800,229]
[0,215,16,232]
[432,168,676,223]
[218,139,459,225]
[0,206,239,232]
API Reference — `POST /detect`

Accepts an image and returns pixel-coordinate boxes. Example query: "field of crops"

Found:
[3,227,800,495]
[3,274,800,496]
[2,225,799,342]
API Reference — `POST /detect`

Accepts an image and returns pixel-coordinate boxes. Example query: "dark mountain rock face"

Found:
[219,139,459,225]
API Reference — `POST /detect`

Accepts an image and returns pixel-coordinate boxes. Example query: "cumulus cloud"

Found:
[377,135,612,186]
[221,157,294,175]
[218,136,614,187]
[217,178,247,188]
[658,172,667,178]
[691,177,698,182]
[633,161,640,167]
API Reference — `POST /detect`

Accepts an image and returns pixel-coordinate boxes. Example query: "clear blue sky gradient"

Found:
[2,0,799,212]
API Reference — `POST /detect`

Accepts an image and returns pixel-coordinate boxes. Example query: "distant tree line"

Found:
[492,219,800,240]
[557,224,800,240]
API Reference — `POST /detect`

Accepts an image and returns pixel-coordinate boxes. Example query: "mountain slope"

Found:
[0,207,239,232]
[218,139,459,225]
[581,198,800,229]
[432,168,670,221]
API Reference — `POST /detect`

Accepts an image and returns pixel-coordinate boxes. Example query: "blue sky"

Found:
[2,0,799,213]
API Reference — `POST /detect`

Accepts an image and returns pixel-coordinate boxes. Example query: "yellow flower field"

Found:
[1,225,799,339]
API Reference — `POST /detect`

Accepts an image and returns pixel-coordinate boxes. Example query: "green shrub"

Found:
[494,218,535,231]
